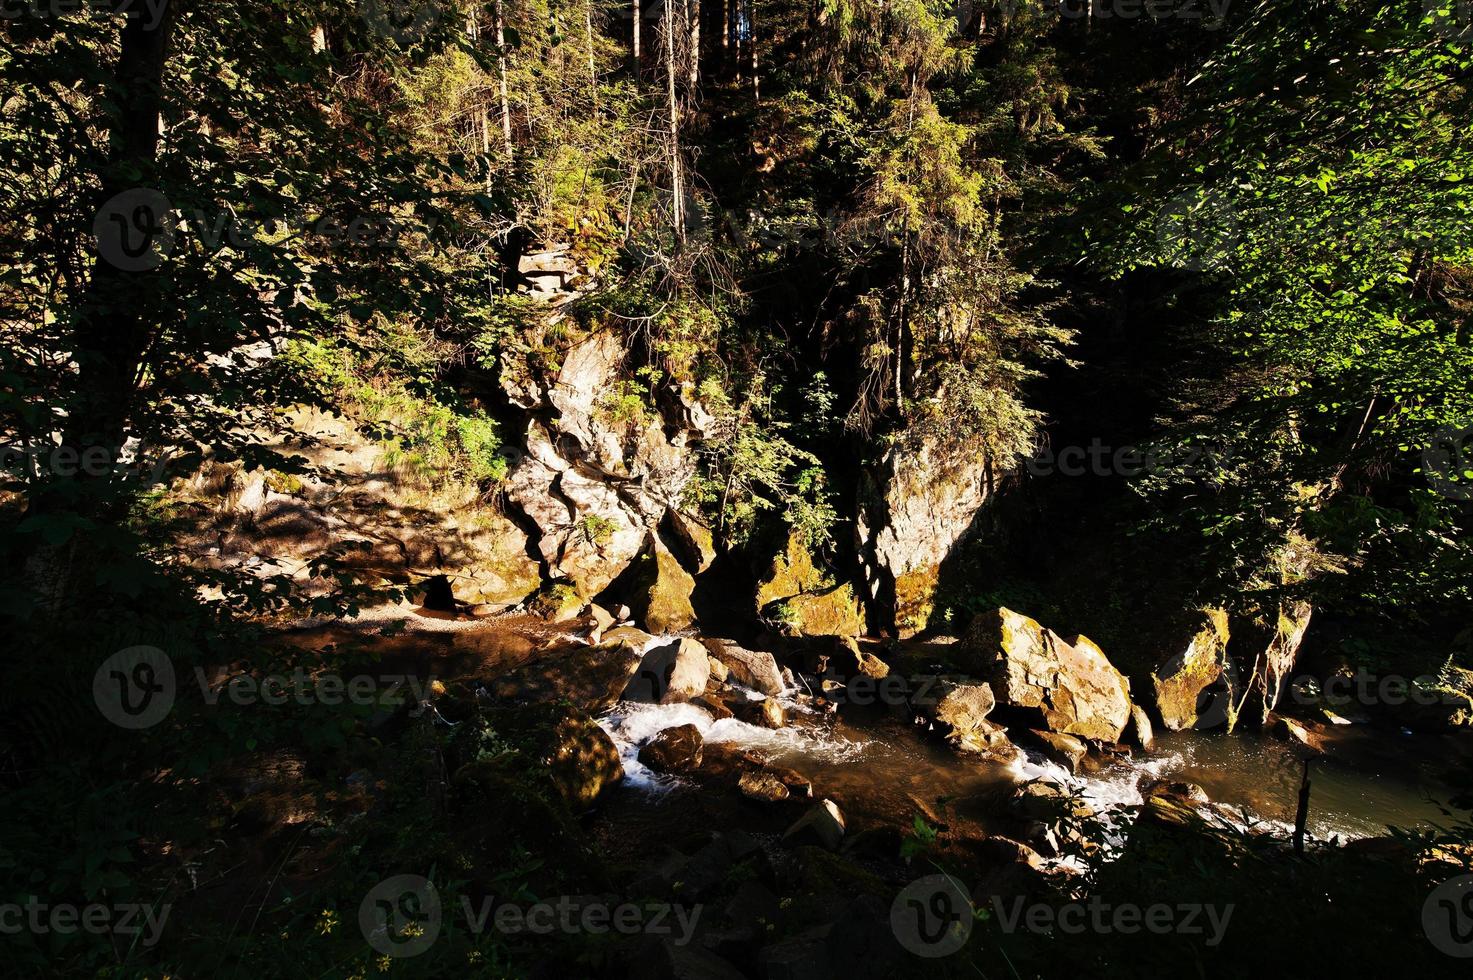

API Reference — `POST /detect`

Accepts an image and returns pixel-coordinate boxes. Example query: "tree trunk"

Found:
[688,0,700,89]
[747,0,757,99]
[38,4,180,615]
[586,0,599,107]
[69,5,180,470]
[633,0,641,77]
[664,0,684,242]
[494,0,514,155]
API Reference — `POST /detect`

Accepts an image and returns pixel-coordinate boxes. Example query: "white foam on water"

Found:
[1015,745,1311,849]
[598,687,870,795]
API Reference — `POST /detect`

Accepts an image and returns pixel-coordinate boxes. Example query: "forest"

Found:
[2,0,1472,976]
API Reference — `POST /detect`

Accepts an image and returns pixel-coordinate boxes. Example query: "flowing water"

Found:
[599,683,1472,843]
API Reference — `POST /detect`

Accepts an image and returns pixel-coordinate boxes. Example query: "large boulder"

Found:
[627,532,696,634]
[755,532,865,638]
[700,637,786,697]
[963,608,1132,743]
[1150,608,1233,731]
[479,704,624,810]
[540,710,625,808]
[857,423,995,637]
[911,677,1020,763]
[912,677,996,732]
[490,637,644,712]
[638,724,704,772]
[623,637,711,704]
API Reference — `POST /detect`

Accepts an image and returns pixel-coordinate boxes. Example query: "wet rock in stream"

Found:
[639,724,705,773]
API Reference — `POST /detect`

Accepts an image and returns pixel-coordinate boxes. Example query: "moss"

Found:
[894,566,941,637]
[264,469,304,494]
[531,581,584,621]
[755,532,865,637]
[1150,607,1232,731]
[629,535,695,634]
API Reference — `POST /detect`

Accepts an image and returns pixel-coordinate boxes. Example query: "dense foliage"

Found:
[1,1,1470,975]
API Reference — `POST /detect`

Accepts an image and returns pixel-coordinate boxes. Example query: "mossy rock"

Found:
[756,532,865,638]
[893,566,940,638]
[451,752,608,890]
[1150,607,1232,731]
[531,581,585,622]
[456,703,624,810]
[628,532,696,634]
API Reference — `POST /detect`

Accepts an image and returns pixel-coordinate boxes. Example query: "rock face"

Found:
[452,513,544,611]
[700,637,786,696]
[500,330,712,600]
[963,608,1133,743]
[665,509,717,574]
[857,433,994,637]
[623,637,711,704]
[626,532,696,634]
[755,532,866,637]
[1150,608,1233,731]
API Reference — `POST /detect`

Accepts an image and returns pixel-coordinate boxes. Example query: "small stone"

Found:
[782,799,846,851]
[738,771,790,802]
[1142,779,1209,803]
[734,696,785,729]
